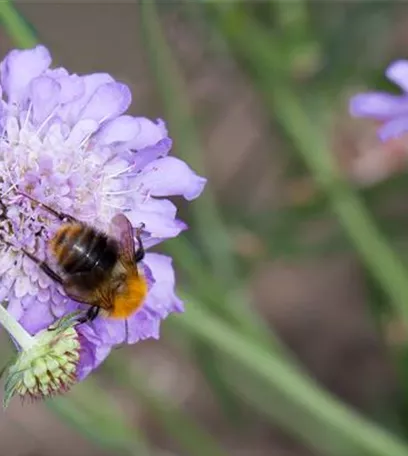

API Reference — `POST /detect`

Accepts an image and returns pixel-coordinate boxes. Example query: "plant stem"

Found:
[0,303,34,351]
[0,1,38,48]
[176,304,408,456]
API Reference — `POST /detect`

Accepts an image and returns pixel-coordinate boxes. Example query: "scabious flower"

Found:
[350,60,408,141]
[0,45,206,389]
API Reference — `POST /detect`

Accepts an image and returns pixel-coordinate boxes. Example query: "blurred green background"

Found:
[4,1,408,455]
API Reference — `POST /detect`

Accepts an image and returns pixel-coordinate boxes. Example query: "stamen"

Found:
[22,103,33,131]
[106,162,138,180]
[36,107,59,138]
[102,188,136,196]
[79,129,98,150]
[103,202,127,210]
[1,151,19,197]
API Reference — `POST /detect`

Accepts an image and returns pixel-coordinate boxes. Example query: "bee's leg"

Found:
[21,248,64,285]
[16,191,80,224]
[76,306,100,325]
[134,223,145,263]
[87,306,100,321]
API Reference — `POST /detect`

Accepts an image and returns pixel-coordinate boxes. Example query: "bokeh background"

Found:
[3,2,408,455]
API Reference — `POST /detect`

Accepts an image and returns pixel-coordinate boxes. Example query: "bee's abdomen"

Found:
[50,224,119,275]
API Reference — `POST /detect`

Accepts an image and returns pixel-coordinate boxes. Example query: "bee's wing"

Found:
[110,213,136,265]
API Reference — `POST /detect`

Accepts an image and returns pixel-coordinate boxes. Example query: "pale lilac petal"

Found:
[0,45,51,102]
[142,263,156,291]
[90,318,127,346]
[129,138,172,171]
[137,157,207,200]
[126,309,160,343]
[7,298,24,321]
[156,118,168,137]
[47,70,85,105]
[143,253,184,317]
[127,208,187,238]
[76,325,111,380]
[19,301,54,335]
[349,93,408,119]
[46,67,68,79]
[138,198,177,219]
[78,82,131,123]
[66,119,99,146]
[378,116,408,141]
[95,115,141,145]
[386,60,408,92]
[59,73,114,124]
[126,117,168,149]
[29,76,61,124]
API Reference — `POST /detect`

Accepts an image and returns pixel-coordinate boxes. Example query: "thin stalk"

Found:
[175,302,408,456]
[0,303,34,350]
[0,1,38,48]
[208,4,408,323]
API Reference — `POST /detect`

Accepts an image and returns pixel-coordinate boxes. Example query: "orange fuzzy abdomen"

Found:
[110,273,147,319]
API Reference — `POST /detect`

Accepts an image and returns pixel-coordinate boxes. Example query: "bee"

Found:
[16,192,147,324]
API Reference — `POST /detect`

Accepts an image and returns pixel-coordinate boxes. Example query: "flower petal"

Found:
[378,115,408,141]
[0,45,52,103]
[66,119,99,146]
[126,117,168,149]
[78,82,131,123]
[125,309,160,344]
[386,60,408,92]
[47,69,85,105]
[59,73,114,124]
[127,208,187,238]
[95,115,141,145]
[7,298,24,321]
[18,300,55,335]
[136,157,207,201]
[349,92,408,120]
[89,317,127,346]
[143,253,184,317]
[129,138,172,171]
[29,76,61,125]
[76,325,111,380]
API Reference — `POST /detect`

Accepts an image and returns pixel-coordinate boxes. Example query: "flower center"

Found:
[0,110,111,302]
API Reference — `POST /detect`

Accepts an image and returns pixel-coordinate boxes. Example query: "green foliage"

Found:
[3,1,408,455]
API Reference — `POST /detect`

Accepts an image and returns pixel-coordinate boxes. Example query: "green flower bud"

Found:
[2,312,81,408]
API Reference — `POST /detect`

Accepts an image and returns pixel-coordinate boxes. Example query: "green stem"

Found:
[0,1,38,48]
[276,89,408,321]
[176,304,408,456]
[0,303,34,351]
[209,5,408,323]
[140,0,236,282]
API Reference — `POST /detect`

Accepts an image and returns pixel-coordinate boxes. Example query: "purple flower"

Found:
[0,45,206,380]
[350,60,408,141]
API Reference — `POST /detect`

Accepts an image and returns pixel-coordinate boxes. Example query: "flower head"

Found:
[0,45,206,380]
[350,60,408,141]
[1,309,81,407]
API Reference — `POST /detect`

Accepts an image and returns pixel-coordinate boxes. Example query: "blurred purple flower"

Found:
[350,60,408,141]
[0,45,206,380]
